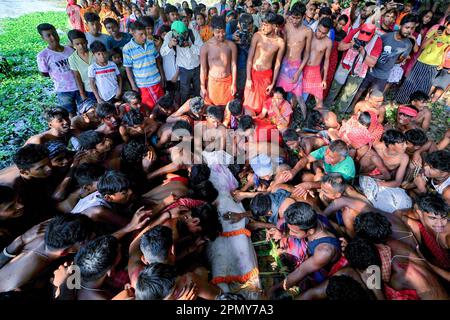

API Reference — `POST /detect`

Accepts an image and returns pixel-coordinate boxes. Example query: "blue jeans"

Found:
[56,90,82,114]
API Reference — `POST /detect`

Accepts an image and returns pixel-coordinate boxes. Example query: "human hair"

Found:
[409,91,429,103]
[345,237,381,270]
[90,40,107,53]
[250,193,272,217]
[109,47,122,58]
[272,87,287,100]
[172,120,193,135]
[97,170,131,196]
[354,212,392,243]
[188,164,211,186]
[405,128,427,147]
[290,2,306,16]
[274,14,285,26]
[0,185,15,205]
[44,107,69,122]
[329,140,349,158]
[239,13,253,26]
[211,15,226,29]
[140,226,173,263]
[45,214,95,250]
[216,293,246,300]
[103,17,119,27]
[77,130,105,150]
[123,109,144,126]
[13,144,49,170]
[139,16,155,28]
[416,193,449,218]
[319,17,333,29]
[189,97,204,114]
[156,95,174,111]
[135,263,176,300]
[282,128,299,143]
[382,129,406,146]
[358,111,371,128]
[424,150,450,173]
[191,203,222,240]
[319,6,332,17]
[158,24,171,36]
[185,8,193,16]
[129,21,146,31]
[337,14,349,24]
[122,91,140,104]
[262,12,278,24]
[321,173,346,194]
[96,102,116,119]
[74,163,106,187]
[189,180,219,202]
[164,4,178,15]
[284,202,318,230]
[67,29,86,42]
[305,109,323,129]
[74,235,119,281]
[37,23,56,35]
[84,12,100,23]
[238,115,254,131]
[228,99,242,116]
[206,106,224,122]
[121,140,147,164]
[195,11,206,19]
[400,13,418,25]
[326,275,371,300]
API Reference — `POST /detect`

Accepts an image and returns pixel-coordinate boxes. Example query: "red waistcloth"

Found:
[139,83,164,110]
[418,222,450,269]
[384,284,420,300]
[302,65,323,100]
[243,69,273,115]
[328,256,349,276]
[162,198,206,213]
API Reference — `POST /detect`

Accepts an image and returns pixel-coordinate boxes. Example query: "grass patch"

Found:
[0,11,70,168]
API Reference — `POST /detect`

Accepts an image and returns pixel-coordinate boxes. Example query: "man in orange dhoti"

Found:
[200,16,237,106]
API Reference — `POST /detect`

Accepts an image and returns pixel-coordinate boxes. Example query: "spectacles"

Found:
[399,113,413,118]
[360,30,373,35]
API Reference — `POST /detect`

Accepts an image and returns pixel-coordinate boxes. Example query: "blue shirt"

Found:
[122,38,161,88]
[106,32,132,50]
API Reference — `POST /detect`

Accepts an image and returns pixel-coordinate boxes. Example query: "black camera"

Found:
[353,38,367,50]
[237,22,251,48]
[172,32,187,47]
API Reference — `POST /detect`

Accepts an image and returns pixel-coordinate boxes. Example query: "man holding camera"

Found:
[230,13,256,98]
[324,23,382,113]
[200,16,237,106]
[160,20,204,104]
[352,14,416,108]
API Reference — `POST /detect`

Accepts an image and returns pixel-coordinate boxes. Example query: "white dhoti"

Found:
[203,151,261,300]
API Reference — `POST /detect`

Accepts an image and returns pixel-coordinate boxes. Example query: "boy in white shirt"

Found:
[88,41,122,103]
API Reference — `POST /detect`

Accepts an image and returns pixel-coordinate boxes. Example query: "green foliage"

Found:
[0,11,69,168]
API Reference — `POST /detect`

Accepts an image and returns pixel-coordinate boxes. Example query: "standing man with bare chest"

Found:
[277,3,312,120]
[200,16,237,107]
[243,12,285,116]
[302,17,332,110]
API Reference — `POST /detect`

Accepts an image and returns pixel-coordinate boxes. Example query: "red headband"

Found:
[398,105,418,117]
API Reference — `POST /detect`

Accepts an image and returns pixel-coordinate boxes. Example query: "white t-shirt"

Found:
[88,61,120,101]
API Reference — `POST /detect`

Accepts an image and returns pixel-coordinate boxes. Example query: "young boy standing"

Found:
[123,21,164,110]
[84,12,110,47]
[88,41,122,103]
[104,17,132,50]
[36,23,80,117]
[67,29,95,102]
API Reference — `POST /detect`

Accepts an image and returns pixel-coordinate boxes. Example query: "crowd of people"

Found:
[0,0,449,300]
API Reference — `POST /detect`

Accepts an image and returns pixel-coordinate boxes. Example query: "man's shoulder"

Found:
[122,39,135,51]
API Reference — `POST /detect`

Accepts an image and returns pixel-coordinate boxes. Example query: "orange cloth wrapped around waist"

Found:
[204,74,234,106]
[243,68,273,115]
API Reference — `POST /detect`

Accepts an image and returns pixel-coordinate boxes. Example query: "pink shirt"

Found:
[37,46,78,93]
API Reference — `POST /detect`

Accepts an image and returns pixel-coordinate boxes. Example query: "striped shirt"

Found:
[122,38,161,88]
[88,61,120,101]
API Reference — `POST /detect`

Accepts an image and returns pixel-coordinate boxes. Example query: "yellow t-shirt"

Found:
[418,30,450,66]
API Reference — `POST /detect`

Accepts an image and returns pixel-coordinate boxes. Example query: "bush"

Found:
[0,12,69,168]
